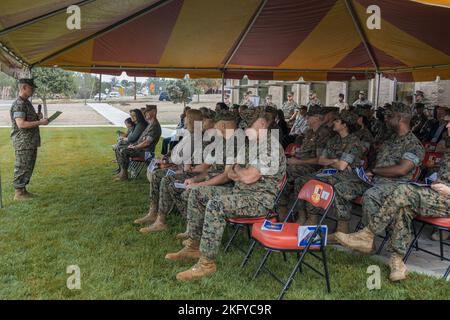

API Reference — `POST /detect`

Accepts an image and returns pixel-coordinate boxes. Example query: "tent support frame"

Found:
[0,0,96,37]
[33,0,175,67]
[344,0,379,72]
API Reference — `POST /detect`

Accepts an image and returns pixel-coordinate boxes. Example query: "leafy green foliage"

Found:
[32,68,76,104]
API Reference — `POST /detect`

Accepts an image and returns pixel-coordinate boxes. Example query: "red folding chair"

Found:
[128,156,147,179]
[423,152,443,169]
[404,216,450,280]
[224,174,287,254]
[250,180,335,300]
[285,143,299,158]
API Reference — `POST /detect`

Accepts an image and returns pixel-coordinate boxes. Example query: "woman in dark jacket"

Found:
[123,109,147,144]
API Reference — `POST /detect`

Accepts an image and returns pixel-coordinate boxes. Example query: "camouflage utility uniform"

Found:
[295,133,364,216]
[10,97,41,189]
[186,135,286,259]
[281,101,299,119]
[333,131,425,223]
[368,151,449,255]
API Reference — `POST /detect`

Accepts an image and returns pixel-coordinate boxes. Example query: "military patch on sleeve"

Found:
[13,111,26,119]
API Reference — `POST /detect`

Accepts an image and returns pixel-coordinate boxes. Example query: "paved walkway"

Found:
[87,103,174,138]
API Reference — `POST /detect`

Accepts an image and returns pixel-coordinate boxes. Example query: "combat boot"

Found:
[304,214,319,226]
[23,188,35,198]
[139,214,168,234]
[134,202,158,224]
[334,227,376,254]
[328,220,350,244]
[176,230,189,240]
[389,253,408,282]
[431,230,450,241]
[296,210,307,225]
[14,188,32,201]
[176,256,217,281]
[114,170,128,181]
[165,240,201,261]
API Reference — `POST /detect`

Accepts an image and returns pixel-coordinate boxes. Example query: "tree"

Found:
[0,71,18,99]
[32,67,76,107]
[166,79,194,105]
[73,72,97,104]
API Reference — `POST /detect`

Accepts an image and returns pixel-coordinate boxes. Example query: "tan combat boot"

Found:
[165,240,201,261]
[296,210,307,225]
[431,230,450,241]
[134,202,158,225]
[304,214,319,226]
[176,230,189,240]
[114,170,128,181]
[389,253,408,282]
[334,227,376,254]
[14,188,32,201]
[23,188,35,198]
[328,220,350,244]
[176,256,217,281]
[139,214,168,234]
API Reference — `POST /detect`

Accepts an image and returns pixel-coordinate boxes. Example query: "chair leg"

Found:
[277,253,304,300]
[404,223,425,263]
[322,248,331,293]
[282,252,288,262]
[354,219,363,232]
[224,224,241,253]
[444,265,450,280]
[240,239,257,269]
[439,230,444,261]
[376,232,390,255]
[246,225,251,240]
[252,250,272,281]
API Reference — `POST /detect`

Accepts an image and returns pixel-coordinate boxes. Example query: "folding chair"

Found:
[284,143,299,158]
[404,216,450,280]
[250,179,334,300]
[224,174,287,254]
[129,151,154,179]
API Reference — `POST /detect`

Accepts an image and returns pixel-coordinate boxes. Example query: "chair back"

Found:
[298,179,334,211]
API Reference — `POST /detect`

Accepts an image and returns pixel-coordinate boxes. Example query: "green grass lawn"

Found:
[0,128,449,300]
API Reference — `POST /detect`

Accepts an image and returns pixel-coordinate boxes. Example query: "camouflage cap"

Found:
[306,104,323,116]
[214,110,236,122]
[19,78,38,88]
[339,110,359,126]
[240,108,262,128]
[386,102,411,115]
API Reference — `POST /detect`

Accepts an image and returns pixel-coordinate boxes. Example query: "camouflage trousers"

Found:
[333,179,371,221]
[281,164,317,205]
[187,186,270,260]
[115,145,144,170]
[13,148,37,189]
[158,172,196,217]
[369,184,449,255]
[147,169,169,205]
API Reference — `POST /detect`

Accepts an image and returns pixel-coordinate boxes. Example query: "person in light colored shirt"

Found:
[335,93,349,112]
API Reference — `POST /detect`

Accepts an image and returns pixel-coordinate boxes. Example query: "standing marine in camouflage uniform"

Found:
[10,78,49,201]
[281,92,299,121]
[335,115,450,282]
[115,105,161,181]
[280,105,331,220]
[263,94,277,109]
[165,108,286,281]
[332,102,425,236]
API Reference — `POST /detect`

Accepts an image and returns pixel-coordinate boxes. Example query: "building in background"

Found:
[228,76,450,108]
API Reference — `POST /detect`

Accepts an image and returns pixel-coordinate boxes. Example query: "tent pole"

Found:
[99,74,102,101]
[375,72,381,108]
[221,72,225,102]
[134,76,137,101]
[344,0,379,72]
[34,0,175,67]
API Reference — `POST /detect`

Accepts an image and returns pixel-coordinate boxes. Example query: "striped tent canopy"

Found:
[0,0,449,81]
